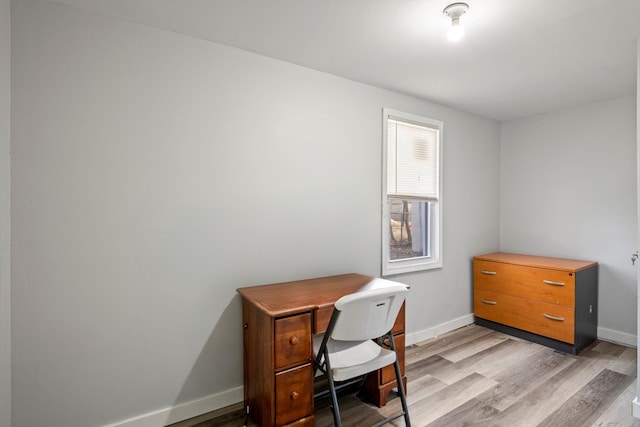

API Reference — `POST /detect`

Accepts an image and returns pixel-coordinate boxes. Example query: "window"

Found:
[382,109,442,275]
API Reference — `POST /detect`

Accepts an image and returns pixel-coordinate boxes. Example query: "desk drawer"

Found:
[314,306,333,334]
[474,289,574,344]
[316,302,406,335]
[475,260,575,307]
[275,314,312,370]
[392,304,405,334]
[275,364,313,426]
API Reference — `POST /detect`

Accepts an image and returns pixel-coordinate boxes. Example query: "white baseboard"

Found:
[597,326,637,348]
[406,313,475,346]
[633,396,640,418]
[104,319,637,427]
[106,315,476,427]
[104,386,243,427]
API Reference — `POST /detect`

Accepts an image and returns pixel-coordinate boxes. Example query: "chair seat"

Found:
[314,335,396,382]
[313,283,411,426]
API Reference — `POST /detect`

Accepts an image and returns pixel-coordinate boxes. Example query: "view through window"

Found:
[388,199,429,260]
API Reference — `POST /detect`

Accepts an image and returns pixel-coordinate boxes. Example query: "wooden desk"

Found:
[237,273,407,427]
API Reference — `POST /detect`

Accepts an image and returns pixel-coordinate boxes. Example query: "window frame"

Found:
[381,108,443,276]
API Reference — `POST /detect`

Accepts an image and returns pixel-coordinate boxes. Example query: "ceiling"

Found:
[49,0,640,121]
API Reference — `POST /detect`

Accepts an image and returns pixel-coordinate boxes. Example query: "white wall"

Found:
[0,0,10,425]
[11,1,500,426]
[501,96,637,343]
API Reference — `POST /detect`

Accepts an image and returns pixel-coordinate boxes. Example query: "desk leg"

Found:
[363,373,407,407]
[362,331,406,407]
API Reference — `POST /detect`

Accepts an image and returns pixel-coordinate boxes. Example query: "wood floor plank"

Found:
[591,379,640,427]
[477,347,577,411]
[590,340,629,357]
[404,324,495,365]
[315,395,388,427]
[423,397,500,427]
[405,374,449,405]
[437,331,509,363]
[537,369,634,427]
[490,354,613,426]
[405,354,452,382]
[371,372,451,422]
[476,339,548,380]
[601,347,637,376]
[407,372,498,426]
[428,339,531,384]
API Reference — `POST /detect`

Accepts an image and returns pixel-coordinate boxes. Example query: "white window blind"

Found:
[387,118,439,199]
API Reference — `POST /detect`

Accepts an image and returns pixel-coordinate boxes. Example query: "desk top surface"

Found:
[237,273,405,317]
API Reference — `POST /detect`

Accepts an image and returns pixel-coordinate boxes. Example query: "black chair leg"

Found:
[388,332,411,427]
[325,351,342,427]
[393,358,411,427]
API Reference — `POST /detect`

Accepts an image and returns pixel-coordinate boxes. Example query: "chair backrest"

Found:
[330,284,407,341]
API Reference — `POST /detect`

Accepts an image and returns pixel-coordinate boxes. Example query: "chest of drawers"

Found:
[473,252,598,354]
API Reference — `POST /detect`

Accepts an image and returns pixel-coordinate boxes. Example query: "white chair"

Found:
[313,284,411,427]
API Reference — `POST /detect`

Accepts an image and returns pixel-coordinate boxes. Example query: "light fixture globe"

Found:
[443,2,469,41]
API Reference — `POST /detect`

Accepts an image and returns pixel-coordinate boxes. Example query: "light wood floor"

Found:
[175,324,640,427]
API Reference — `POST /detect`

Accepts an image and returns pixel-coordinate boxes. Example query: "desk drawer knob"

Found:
[290,391,299,400]
[480,299,497,305]
[480,270,497,275]
[289,336,298,345]
[543,313,565,321]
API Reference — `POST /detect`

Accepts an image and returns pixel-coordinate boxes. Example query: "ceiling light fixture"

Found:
[443,2,469,41]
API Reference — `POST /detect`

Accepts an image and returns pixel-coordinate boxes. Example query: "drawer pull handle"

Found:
[480,270,497,275]
[543,280,565,286]
[480,299,497,305]
[290,391,299,400]
[543,313,565,321]
[289,336,298,345]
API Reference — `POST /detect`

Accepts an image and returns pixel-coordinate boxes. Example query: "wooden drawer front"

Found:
[474,260,575,307]
[275,364,314,426]
[474,289,575,344]
[392,303,405,334]
[381,333,405,385]
[314,306,333,334]
[275,314,312,370]
[316,302,405,335]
